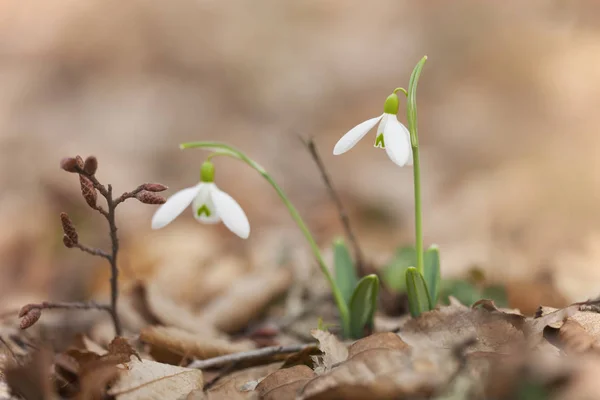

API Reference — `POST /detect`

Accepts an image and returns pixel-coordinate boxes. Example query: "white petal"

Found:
[210,186,250,239]
[192,183,221,224]
[373,114,388,149]
[383,115,412,167]
[151,184,201,229]
[333,114,383,155]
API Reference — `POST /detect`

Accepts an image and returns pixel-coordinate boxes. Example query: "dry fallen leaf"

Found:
[199,268,293,333]
[347,332,409,358]
[206,363,279,400]
[108,359,203,400]
[256,365,316,400]
[310,329,348,374]
[140,325,255,365]
[398,303,526,353]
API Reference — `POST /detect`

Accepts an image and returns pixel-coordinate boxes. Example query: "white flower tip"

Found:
[211,187,251,240]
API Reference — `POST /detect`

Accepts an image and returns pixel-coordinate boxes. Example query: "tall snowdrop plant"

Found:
[177,142,378,338]
[334,56,440,317]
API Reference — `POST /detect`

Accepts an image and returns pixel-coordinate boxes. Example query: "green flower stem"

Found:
[407,56,428,276]
[412,146,424,276]
[180,141,351,334]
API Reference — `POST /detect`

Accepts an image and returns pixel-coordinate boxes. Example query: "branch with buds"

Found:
[18,155,167,336]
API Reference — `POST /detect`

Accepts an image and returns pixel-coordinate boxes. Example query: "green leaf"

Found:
[423,245,441,306]
[381,246,416,292]
[333,238,358,306]
[405,267,431,318]
[406,56,427,147]
[348,274,379,339]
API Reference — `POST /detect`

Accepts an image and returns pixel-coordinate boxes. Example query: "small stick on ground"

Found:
[188,343,316,370]
[302,137,366,274]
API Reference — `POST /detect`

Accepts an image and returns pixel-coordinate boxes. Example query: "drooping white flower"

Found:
[333,91,413,167]
[151,161,250,239]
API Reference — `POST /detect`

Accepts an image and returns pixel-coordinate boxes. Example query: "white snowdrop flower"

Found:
[333,91,413,167]
[151,161,250,239]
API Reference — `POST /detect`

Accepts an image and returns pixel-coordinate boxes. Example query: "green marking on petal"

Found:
[197,205,211,217]
[374,133,385,149]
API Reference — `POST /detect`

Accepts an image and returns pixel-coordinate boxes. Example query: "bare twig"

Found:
[188,343,315,370]
[21,301,111,313]
[302,137,365,273]
[74,243,111,260]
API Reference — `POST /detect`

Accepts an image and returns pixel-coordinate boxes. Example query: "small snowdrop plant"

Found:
[334,56,440,317]
[151,160,250,239]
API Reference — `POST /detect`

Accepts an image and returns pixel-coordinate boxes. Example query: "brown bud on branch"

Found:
[60,212,78,244]
[79,175,98,208]
[60,157,81,173]
[19,307,42,329]
[135,191,167,205]
[18,304,37,318]
[75,156,84,169]
[63,235,75,248]
[83,156,98,175]
[142,183,168,192]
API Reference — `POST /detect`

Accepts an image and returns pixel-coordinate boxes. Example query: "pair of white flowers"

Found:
[152,90,413,238]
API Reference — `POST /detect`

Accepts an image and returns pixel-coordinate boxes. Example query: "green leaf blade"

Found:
[348,274,380,339]
[405,267,431,318]
[333,238,358,306]
[423,245,441,306]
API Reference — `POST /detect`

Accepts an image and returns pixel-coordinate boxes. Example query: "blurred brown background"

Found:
[1,0,599,313]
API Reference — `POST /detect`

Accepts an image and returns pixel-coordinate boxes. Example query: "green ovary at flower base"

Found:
[178,142,352,337]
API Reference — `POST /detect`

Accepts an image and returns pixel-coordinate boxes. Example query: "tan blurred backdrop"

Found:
[1,0,600,309]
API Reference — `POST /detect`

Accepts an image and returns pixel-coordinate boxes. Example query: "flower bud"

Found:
[60,157,80,173]
[79,175,97,208]
[142,183,168,192]
[60,212,78,244]
[20,308,42,329]
[83,156,98,175]
[18,303,37,318]
[136,191,167,205]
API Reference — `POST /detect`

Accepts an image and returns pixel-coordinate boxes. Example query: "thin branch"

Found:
[302,137,365,273]
[74,243,111,261]
[113,184,147,206]
[188,343,315,370]
[105,184,122,336]
[25,301,112,313]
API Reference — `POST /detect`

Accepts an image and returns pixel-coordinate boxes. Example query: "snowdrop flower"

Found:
[151,161,250,239]
[333,90,413,167]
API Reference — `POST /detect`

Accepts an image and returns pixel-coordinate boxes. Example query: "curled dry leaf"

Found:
[347,332,409,358]
[310,329,348,374]
[199,268,293,333]
[256,365,315,400]
[108,359,203,400]
[140,325,254,365]
[558,319,600,354]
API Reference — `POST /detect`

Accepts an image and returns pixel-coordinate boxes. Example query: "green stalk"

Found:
[180,141,351,334]
[407,56,428,276]
[412,146,424,276]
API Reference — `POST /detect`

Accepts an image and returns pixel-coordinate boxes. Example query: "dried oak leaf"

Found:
[256,365,315,400]
[199,268,292,333]
[140,325,254,365]
[298,346,455,400]
[347,332,409,358]
[398,302,527,353]
[206,363,278,400]
[108,359,203,400]
[310,329,348,374]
